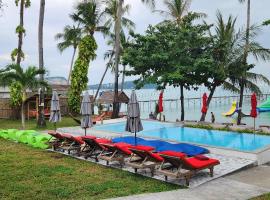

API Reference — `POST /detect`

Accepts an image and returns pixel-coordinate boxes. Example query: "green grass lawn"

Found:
[0,139,180,200]
[0,117,78,131]
[252,193,270,200]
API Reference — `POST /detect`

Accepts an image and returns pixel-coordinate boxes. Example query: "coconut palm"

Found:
[155,0,205,24]
[200,12,270,121]
[200,11,239,121]
[55,25,82,83]
[37,0,46,128]
[70,0,108,36]
[237,0,251,125]
[93,0,135,101]
[0,64,47,129]
[13,0,31,65]
[112,0,155,118]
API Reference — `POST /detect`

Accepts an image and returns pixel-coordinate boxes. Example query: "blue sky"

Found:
[0,0,269,85]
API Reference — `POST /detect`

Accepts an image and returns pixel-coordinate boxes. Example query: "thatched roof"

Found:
[97,91,129,104]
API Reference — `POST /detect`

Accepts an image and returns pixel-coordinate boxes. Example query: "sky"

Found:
[0,0,269,85]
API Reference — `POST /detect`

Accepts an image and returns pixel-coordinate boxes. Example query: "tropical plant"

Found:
[237,0,251,125]
[93,0,135,101]
[12,0,31,65]
[0,64,47,129]
[263,19,270,26]
[200,12,270,121]
[155,0,205,24]
[199,12,239,121]
[37,0,46,127]
[10,81,23,108]
[68,0,105,113]
[112,0,155,118]
[55,25,82,83]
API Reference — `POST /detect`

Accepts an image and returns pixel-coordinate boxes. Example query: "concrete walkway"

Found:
[110,165,270,200]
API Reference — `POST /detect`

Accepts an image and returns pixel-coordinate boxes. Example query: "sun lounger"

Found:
[127,145,164,176]
[181,155,220,177]
[98,142,133,167]
[81,137,112,162]
[48,131,68,150]
[158,151,193,185]
[159,151,220,185]
[59,134,84,155]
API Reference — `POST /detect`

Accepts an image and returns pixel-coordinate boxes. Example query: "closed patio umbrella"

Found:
[125,90,143,145]
[80,91,93,136]
[250,93,258,131]
[158,91,164,121]
[49,91,61,132]
[201,93,208,114]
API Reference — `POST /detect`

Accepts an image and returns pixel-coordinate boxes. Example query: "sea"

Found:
[88,84,270,127]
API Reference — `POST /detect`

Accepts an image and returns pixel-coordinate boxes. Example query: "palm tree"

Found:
[0,64,47,129]
[68,0,108,113]
[93,0,135,102]
[155,0,205,121]
[155,0,205,24]
[200,11,239,121]
[200,11,270,122]
[55,25,82,83]
[13,0,31,65]
[237,0,251,125]
[112,0,155,118]
[70,1,107,36]
[37,0,46,127]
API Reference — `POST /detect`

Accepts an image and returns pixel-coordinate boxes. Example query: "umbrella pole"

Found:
[54,123,56,132]
[135,118,137,146]
[254,118,256,132]
[85,128,87,136]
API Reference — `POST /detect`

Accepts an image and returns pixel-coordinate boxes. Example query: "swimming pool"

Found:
[93,121,270,152]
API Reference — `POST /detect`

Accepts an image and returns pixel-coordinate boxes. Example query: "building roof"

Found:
[97,91,129,104]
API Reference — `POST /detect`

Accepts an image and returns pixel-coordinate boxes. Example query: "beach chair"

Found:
[158,151,192,185]
[48,131,67,150]
[181,154,220,177]
[60,134,84,155]
[98,142,133,167]
[81,137,112,162]
[127,145,164,176]
[159,151,220,185]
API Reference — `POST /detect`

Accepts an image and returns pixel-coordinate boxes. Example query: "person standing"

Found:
[211,112,215,123]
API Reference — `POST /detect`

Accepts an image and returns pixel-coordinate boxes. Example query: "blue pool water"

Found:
[93,121,270,152]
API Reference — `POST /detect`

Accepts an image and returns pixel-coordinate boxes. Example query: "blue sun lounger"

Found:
[112,136,209,157]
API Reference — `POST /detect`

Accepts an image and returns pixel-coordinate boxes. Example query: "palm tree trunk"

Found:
[21,102,25,129]
[121,65,126,91]
[16,0,25,65]
[200,85,216,121]
[94,65,109,102]
[68,47,77,84]
[37,0,46,127]
[21,91,26,129]
[180,84,185,121]
[237,0,250,125]
[112,0,124,119]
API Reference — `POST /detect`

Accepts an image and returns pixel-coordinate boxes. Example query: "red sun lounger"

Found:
[158,151,192,185]
[127,145,164,176]
[60,134,84,155]
[98,142,133,167]
[159,151,220,185]
[81,137,112,162]
[48,131,72,151]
